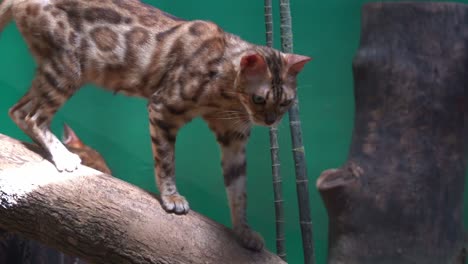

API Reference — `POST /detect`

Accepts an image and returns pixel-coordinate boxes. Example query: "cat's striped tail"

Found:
[0,0,14,34]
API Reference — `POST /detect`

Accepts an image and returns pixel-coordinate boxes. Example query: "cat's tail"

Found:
[0,0,14,34]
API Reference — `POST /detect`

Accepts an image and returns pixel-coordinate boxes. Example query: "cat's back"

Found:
[13,0,182,29]
[11,0,184,57]
[11,0,232,97]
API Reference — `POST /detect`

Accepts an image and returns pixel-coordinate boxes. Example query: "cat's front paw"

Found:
[234,226,264,251]
[52,151,82,172]
[161,193,190,214]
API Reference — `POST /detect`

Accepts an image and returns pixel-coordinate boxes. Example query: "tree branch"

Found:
[0,134,285,264]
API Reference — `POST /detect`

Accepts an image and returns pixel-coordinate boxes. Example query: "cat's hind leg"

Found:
[9,66,81,172]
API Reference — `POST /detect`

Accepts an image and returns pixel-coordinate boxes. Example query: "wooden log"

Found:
[317,2,467,263]
[0,134,285,264]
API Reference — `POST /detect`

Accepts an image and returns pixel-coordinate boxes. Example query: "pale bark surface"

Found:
[0,134,285,264]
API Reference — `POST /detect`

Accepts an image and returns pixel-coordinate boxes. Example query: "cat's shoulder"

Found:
[184,19,224,37]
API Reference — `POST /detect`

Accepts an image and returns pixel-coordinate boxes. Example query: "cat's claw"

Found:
[161,193,190,214]
[52,151,82,172]
[235,226,264,251]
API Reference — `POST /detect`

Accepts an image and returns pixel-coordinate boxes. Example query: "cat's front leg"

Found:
[148,101,189,214]
[204,116,264,251]
[221,140,264,251]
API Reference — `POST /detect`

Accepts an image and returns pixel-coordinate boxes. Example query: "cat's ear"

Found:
[285,53,312,76]
[240,53,267,79]
[62,124,84,148]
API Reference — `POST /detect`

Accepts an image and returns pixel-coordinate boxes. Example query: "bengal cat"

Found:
[0,0,311,250]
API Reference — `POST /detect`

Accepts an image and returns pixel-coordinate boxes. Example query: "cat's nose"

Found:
[265,113,276,125]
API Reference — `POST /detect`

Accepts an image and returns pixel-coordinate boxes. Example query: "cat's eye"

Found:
[280,99,294,107]
[252,95,266,105]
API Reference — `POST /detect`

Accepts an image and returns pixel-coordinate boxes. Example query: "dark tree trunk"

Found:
[317,2,467,264]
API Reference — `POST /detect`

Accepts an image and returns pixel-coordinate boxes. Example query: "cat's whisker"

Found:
[234,120,251,139]
[204,112,250,122]
[215,109,246,113]
[209,112,248,118]
[206,111,249,121]
[230,117,243,127]
[214,111,245,116]
[207,117,244,120]
[205,116,237,120]
[233,120,249,130]
[212,109,244,113]
[241,124,251,138]
[221,90,249,96]
[217,111,245,114]
[233,118,249,128]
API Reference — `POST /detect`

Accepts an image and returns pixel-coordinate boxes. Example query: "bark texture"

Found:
[317,2,467,264]
[0,134,285,264]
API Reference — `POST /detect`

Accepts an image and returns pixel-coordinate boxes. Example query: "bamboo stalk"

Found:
[278,0,315,263]
[264,0,274,48]
[264,0,287,261]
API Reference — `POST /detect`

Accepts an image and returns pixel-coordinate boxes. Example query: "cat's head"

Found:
[236,48,311,126]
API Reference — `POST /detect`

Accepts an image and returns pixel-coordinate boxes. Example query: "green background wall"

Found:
[0,0,466,263]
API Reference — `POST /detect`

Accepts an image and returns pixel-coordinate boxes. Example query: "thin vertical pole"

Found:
[264,1,286,260]
[279,0,315,263]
